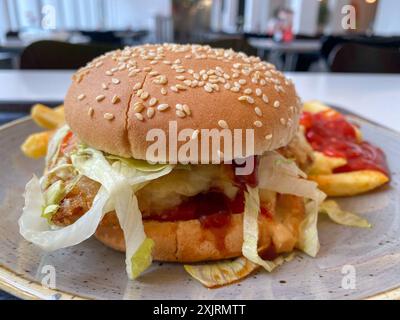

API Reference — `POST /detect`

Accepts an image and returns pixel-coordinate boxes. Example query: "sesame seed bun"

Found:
[95,194,305,262]
[64,44,301,162]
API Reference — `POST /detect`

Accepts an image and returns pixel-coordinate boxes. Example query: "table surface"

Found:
[0,70,399,131]
[248,38,322,53]
[1,70,400,299]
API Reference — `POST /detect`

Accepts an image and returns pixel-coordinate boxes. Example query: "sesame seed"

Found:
[175,84,187,91]
[265,134,273,140]
[161,88,168,95]
[280,118,286,125]
[175,68,185,73]
[244,88,252,95]
[148,97,158,107]
[140,92,149,100]
[183,80,192,86]
[230,87,240,93]
[133,83,142,90]
[96,95,105,102]
[224,83,231,90]
[88,107,94,117]
[255,88,262,96]
[157,104,169,111]
[204,85,213,93]
[176,75,185,80]
[143,67,152,72]
[77,94,86,101]
[103,113,114,120]
[163,60,172,65]
[102,83,108,90]
[134,113,144,121]
[176,110,186,118]
[182,104,191,115]
[273,100,280,108]
[238,79,247,85]
[147,107,155,118]
[133,102,144,112]
[170,86,179,93]
[111,95,120,104]
[175,103,183,111]
[111,78,120,84]
[105,70,113,76]
[218,120,228,129]
[238,95,254,104]
[254,107,262,117]
[254,120,263,127]
[262,94,269,104]
[191,129,199,140]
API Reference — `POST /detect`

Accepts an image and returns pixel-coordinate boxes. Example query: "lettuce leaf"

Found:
[70,146,173,279]
[19,175,110,251]
[258,152,326,257]
[20,142,174,279]
[242,186,285,271]
[319,200,371,228]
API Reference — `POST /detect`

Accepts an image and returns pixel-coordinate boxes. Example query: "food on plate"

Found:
[21,104,65,159]
[302,101,389,196]
[18,44,371,287]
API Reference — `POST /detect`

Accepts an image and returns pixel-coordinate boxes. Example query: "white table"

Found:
[248,38,322,71]
[0,71,399,132]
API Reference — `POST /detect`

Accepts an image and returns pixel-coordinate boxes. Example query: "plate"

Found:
[0,115,400,300]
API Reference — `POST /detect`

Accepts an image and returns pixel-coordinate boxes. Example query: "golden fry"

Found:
[21,131,52,159]
[309,170,389,197]
[302,100,330,113]
[309,152,347,175]
[31,104,65,130]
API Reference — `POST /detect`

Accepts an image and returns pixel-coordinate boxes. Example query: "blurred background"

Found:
[0,0,399,72]
[0,0,399,126]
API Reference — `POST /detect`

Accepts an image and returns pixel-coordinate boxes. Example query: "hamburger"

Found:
[19,44,324,280]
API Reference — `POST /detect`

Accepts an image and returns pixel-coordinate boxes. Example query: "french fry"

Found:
[31,104,65,129]
[309,170,389,197]
[21,131,52,159]
[309,152,347,175]
[303,100,330,113]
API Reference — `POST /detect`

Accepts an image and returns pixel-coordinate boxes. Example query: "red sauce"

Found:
[144,190,245,225]
[259,244,278,261]
[301,110,389,176]
[232,156,259,188]
[60,131,77,155]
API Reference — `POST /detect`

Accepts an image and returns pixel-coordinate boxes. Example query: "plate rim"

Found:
[1,116,399,300]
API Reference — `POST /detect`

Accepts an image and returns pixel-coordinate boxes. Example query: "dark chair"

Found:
[20,40,118,69]
[329,42,400,73]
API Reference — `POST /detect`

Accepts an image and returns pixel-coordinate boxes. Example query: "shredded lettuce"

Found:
[45,125,70,169]
[258,152,326,257]
[19,175,110,251]
[242,186,282,271]
[319,200,371,228]
[19,135,174,279]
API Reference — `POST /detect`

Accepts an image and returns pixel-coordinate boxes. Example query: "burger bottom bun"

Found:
[95,195,305,262]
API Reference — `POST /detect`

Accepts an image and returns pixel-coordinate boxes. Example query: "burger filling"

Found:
[20,126,325,279]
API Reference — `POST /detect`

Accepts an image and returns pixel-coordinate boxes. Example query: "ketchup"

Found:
[144,190,245,226]
[60,131,77,155]
[301,111,389,176]
[232,156,259,188]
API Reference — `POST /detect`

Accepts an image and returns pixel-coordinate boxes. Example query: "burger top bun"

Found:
[64,44,301,162]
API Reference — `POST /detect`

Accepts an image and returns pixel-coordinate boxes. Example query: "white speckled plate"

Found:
[0,115,400,300]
